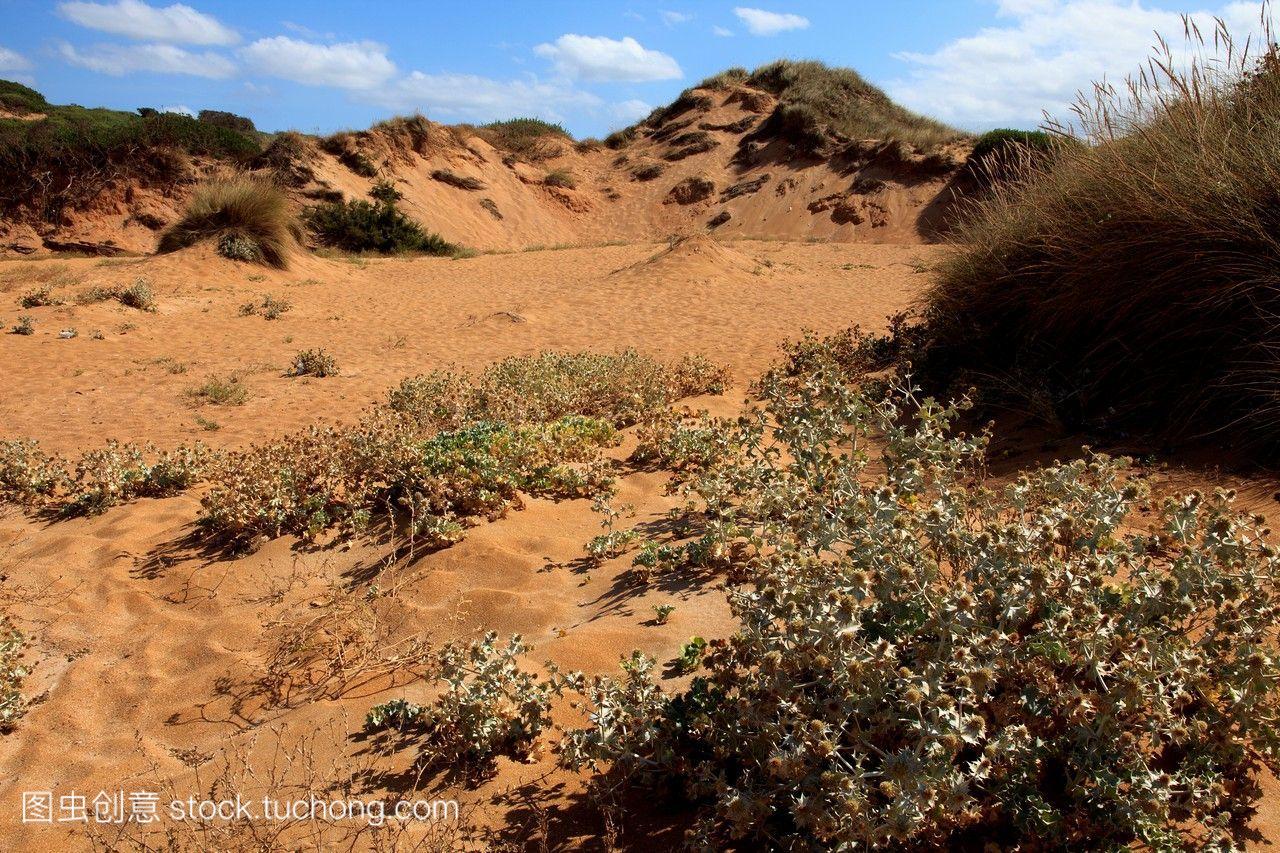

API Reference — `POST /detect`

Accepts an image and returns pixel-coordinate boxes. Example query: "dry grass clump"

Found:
[430,169,486,191]
[542,169,576,189]
[187,373,248,406]
[158,176,301,269]
[238,293,291,319]
[73,278,157,311]
[924,26,1280,450]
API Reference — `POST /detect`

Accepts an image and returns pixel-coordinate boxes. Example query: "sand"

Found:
[1,240,1278,850]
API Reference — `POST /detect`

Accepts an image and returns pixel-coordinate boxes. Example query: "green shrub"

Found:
[115,279,156,311]
[412,633,555,774]
[554,346,1280,850]
[10,316,33,335]
[304,184,457,255]
[159,177,300,268]
[970,128,1061,160]
[197,109,255,133]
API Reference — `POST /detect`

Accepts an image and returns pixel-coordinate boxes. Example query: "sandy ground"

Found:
[0,241,1277,850]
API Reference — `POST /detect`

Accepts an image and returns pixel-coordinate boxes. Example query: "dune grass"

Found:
[923,24,1280,451]
[159,176,300,268]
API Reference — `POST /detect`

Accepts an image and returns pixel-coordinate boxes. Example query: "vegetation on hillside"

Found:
[304,179,458,255]
[922,30,1280,451]
[0,81,260,217]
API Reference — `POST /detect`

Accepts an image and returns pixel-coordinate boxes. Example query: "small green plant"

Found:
[238,293,291,319]
[188,374,248,406]
[18,287,60,308]
[365,698,424,731]
[291,348,338,377]
[10,316,33,335]
[194,415,221,432]
[651,603,674,625]
[672,636,705,673]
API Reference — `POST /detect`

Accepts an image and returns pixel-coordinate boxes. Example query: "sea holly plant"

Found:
[553,343,1280,850]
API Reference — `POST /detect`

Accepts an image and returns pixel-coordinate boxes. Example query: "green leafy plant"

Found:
[10,316,33,335]
[304,183,458,256]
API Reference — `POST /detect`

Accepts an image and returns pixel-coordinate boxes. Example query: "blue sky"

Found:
[0,1,1274,136]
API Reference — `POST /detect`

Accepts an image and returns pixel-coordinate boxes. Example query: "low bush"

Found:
[199,350,724,550]
[631,162,664,182]
[0,438,213,517]
[72,279,156,311]
[238,293,291,319]
[18,287,60,308]
[418,633,555,773]
[550,342,1280,849]
[158,177,300,268]
[291,348,338,377]
[386,350,727,430]
[304,182,457,256]
[0,617,27,732]
[198,110,255,133]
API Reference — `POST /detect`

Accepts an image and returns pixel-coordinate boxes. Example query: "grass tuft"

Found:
[158,177,300,269]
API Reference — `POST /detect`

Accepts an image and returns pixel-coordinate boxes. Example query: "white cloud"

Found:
[57,40,235,78]
[661,10,692,26]
[610,98,653,124]
[375,71,601,122]
[534,34,682,81]
[57,0,237,46]
[160,104,195,116]
[733,7,810,36]
[887,0,1278,130]
[712,25,734,37]
[239,37,396,90]
[0,47,32,71]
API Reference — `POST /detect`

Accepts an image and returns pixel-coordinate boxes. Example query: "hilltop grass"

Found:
[0,82,259,216]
